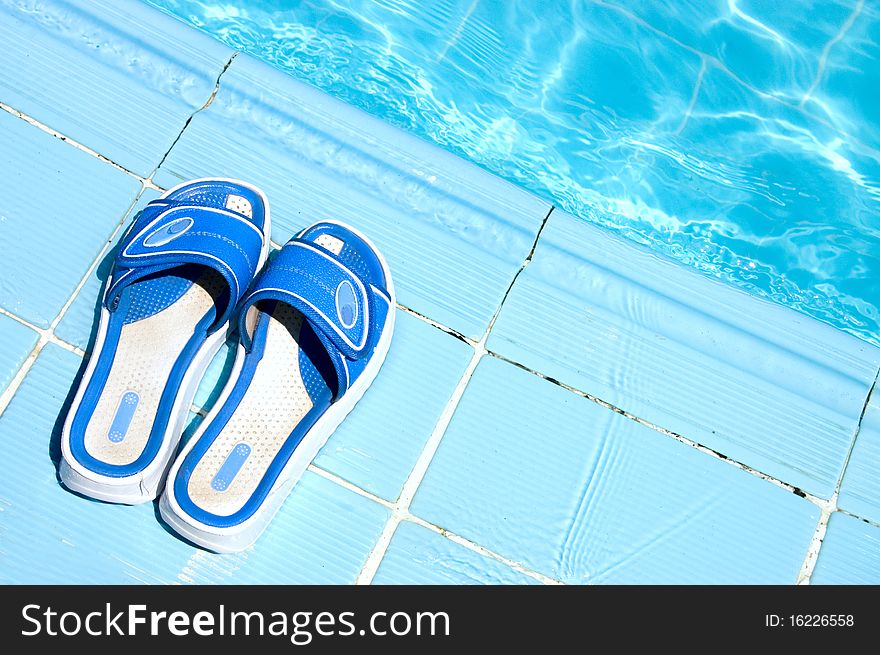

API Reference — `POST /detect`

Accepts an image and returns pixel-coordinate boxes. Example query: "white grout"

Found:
[355,209,554,584]
[3,64,877,584]
[47,191,146,335]
[489,349,828,510]
[308,455,562,584]
[405,514,562,585]
[837,507,880,530]
[0,100,149,183]
[796,366,879,584]
[355,343,485,584]
[0,335,48,417]
[797,507,833,585]
[307,464,394,509]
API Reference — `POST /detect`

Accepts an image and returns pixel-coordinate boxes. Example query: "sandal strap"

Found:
[106,201,264,329]
[237,239,374,360]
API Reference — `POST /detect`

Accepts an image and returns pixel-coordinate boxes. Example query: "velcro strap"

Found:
[238,240,372,360]
[107,204,264,311]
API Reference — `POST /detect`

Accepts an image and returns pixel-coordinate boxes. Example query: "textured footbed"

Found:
[186,304,317,516]
[82,271,225,466]
[224,194,253,218]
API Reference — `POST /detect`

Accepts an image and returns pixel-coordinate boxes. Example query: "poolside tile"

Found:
[373,521,538,585]
[222,472,390,585]
[0,111,141,328]
[0,315,38,395]
[155,54,551,339]
[0,344,389,583]
[489,209,880,497]
[314,312,473,501]
[54,189,161,350]
[0,344,194,583]
[811,513,880,585]
[0,0,232,176]
[837,393,880,524]
[411,356,819,584]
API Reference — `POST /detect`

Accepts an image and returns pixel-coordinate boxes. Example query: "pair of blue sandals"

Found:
[59,179,395,553]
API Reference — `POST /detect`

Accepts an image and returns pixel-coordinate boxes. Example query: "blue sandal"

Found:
[160,220,395,552]
[60,178,271,503]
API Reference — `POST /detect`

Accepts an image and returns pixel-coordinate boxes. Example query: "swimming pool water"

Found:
[144,0,880,346]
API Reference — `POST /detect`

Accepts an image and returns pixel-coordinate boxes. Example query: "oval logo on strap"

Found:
[335,280,359,329]
[142,216,194,247]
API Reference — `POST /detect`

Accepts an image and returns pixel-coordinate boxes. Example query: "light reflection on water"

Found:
[146,0,880,345]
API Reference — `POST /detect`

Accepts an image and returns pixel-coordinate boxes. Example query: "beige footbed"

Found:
[82,271,226,466]
[224,194,253,218]
[186,304,315,517]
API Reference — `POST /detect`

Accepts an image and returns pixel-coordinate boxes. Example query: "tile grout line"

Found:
[0,100,149,183]
[797,511,833,586]
[5,38,857,538]
[796,365,879,585]
[1,146,861,581]
[352,347,480,584]
[837,506,880,530]
[0,49,236,404]
[306,465,394,509]
[0,307,86,358]
[305,464,561,583]
[148,52,238,180]
[394,303,477,346]
[487,348,828,510]
[799,0,864,107]
[308,463,562,584]
[0,204,850,522]
[0,333,49,418]
[185,401,562,584]
[403,514,562,584]
[355,207,555,585]
[0,186,147,416]
[47,187,149,332]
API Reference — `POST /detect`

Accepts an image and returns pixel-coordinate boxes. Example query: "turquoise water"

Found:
[145,0,880,345]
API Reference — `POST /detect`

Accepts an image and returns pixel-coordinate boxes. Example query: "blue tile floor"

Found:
[1,0,878,584]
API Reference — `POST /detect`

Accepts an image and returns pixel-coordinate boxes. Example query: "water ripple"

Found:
[146,0,880,345]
